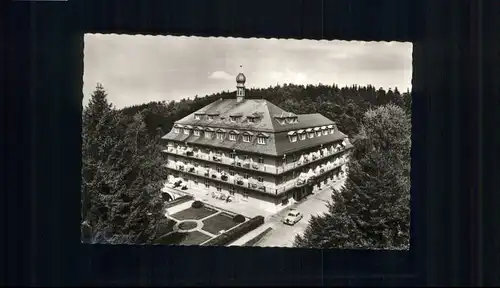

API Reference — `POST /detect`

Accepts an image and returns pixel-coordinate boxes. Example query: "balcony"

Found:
[164,158,345,197]
[163,143,351,176]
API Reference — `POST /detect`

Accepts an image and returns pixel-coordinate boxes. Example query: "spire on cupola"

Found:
[236,65,246,102]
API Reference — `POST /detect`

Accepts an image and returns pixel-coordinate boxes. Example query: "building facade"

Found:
[161,73,353,214]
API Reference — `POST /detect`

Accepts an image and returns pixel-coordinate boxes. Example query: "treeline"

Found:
[81,82,412,247]
[121,84,411,139]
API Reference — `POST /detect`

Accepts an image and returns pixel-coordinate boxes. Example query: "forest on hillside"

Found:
[81,83,411,249]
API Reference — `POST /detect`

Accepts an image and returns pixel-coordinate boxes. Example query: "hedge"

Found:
[191,200,204,208]
[164,195,194,209]
[202,215,265,246]
[233,214,246,223]
[243,227,273,247]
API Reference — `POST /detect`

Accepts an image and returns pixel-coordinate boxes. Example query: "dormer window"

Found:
[194,129,200,136]
[194,115,201,120]
[216,129,226,140]
[288,131,298,143]
[315,127,321,137]
[205,128,214,139]
[322,126,328,135]
[306,128,314,138]
[229,134,236,141]
[174,127,180,133]
[247,115,261,123]
[328,125,334,134]
[298,130,306,140]
[183,129,190,135]
[256,133,269,145]
[229,113,242,122]
[243,135,251,142]
[207,112,219,121]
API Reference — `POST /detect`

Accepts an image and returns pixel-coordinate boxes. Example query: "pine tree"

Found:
[294,104,411,249]
[81,83,117,228]
[89,112,166,243]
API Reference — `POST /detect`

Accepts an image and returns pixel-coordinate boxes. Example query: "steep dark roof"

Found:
[175,99,335,133]
[162,98,348,156]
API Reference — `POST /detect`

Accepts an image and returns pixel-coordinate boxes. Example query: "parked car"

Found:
[282,209,303,225]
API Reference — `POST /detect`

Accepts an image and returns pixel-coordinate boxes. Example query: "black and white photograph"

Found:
[81,34,412,249]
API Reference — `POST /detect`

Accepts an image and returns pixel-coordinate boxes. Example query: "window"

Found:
[229,170,235,176]
[243,192,249,199]
[217,132,224,140]
[230,117,236,122]
[184,129,190,135]
[216,184,222,192]
[174,127,180,133]
[258,157,264,164]
[299,133,306,140]
[286,118,293,124]
[204,179,209,188]
[208,116,214,121]
[316,130,321,137]
[194,179,198,185]
[308,132,314,138]
[289,135,298,142]
[257,137,266,145]
[329,128,334,134]
[229,185,235,195]
[216,165,221,173]
[276,119,285,125]
[229,133,236,141]
[323,129,328,135]
[258,176,264,182]
[243,135,251,142]
[205,131,212,138]
[230,153,236,159]
[194,130,200,136]
[194,115,201,120]
[244,173,249,179]
[248,117,255,123]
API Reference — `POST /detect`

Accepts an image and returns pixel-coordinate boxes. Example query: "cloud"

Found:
[83,35,412,108]
[208,71,234,81]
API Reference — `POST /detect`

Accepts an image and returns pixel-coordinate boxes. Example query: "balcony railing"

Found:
[163,143,352,176]
[164,157,346,196]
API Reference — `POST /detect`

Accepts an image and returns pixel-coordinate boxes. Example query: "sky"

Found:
[83,34,413,109]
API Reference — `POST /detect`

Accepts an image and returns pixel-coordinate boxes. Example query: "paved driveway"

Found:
[255,180,345,248]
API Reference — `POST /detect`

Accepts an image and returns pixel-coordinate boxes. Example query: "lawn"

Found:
[201,213,242,235]
[171,206,218,220]
[155,231,211,246]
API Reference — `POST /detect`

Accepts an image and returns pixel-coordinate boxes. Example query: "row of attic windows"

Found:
[287,125,336,143]
[173,125,269,145]
[194,113,262,123]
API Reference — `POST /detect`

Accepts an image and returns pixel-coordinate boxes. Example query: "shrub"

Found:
[202,215,265,246]
[191,200,204,209]
[233,214,246,223]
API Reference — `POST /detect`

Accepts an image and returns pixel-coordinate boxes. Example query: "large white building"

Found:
[161,73,353,214]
